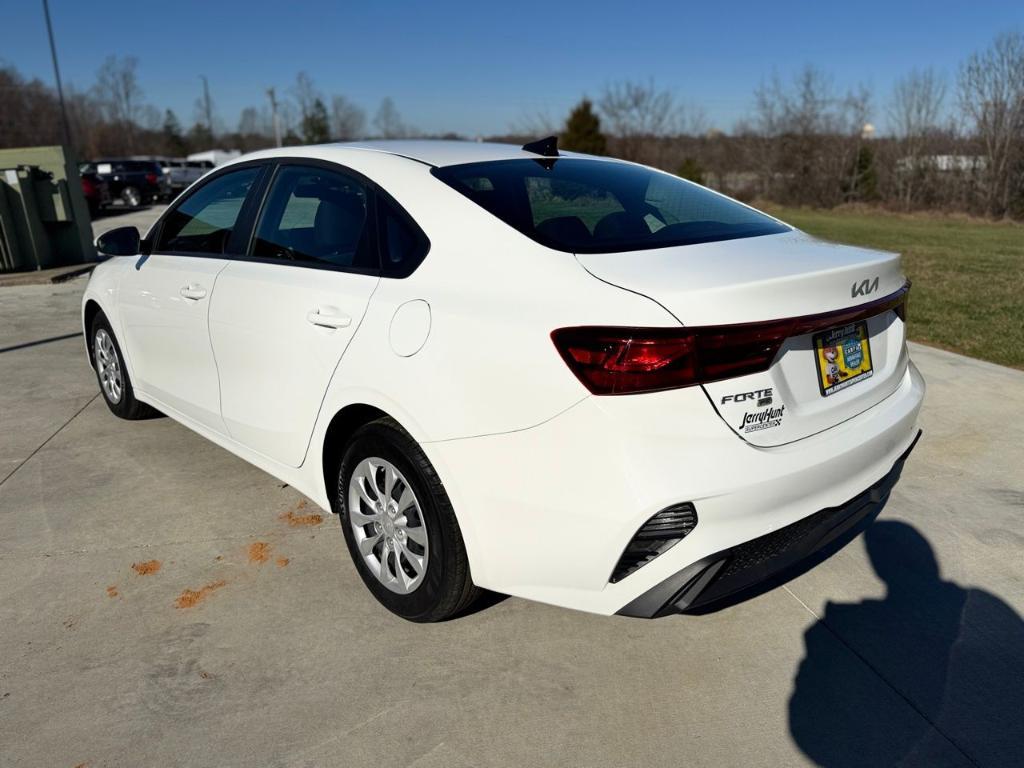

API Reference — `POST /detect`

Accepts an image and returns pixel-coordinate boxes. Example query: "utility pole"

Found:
[200,75,214,139]
[42,0,72,150]
[266,87,282,148]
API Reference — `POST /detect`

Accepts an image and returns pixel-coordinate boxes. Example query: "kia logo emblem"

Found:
[851,276,880,298]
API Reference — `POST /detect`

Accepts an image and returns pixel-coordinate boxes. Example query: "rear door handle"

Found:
[306,308,352,329]
[180,284,207,300]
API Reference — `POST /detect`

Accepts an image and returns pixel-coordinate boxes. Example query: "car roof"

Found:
[341,140,583,167]
[244,140,600,169]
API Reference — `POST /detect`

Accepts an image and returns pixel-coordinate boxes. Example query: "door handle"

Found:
[180,284,207,300]
[306,308,352,329]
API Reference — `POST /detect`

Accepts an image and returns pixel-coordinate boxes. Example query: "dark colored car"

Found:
[82,159,169,207]
[80,171,111,217]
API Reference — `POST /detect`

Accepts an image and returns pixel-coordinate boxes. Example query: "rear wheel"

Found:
[337,418,479,622]
[91,312,156,420]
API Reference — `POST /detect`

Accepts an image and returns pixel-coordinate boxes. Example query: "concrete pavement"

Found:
[0,208,1021,767]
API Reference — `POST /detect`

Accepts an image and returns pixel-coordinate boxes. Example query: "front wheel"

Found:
[91,312,156,420]
[337,418,480,622]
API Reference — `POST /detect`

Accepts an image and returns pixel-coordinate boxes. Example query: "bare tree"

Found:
[138,104,162,132]
[374,97,407,138]
[278,101,299,141]
[94,55,142,150]
[887,69,946,207]
[330,95,366,140]
[598,79,678,161]
[751,66,874,205]
[238,107,261,136]
[890,68,946,140]
[293,71,319,121]
[509,108,559,139]
[678,103,709,137]
[0,65,60,148]
[958,31,1024,216]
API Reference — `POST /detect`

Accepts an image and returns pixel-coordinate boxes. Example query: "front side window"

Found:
[433,159,789,254]
[252,166,375,269]
[156,167,259,254]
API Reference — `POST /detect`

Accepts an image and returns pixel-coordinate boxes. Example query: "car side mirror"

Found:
[95,226,141,257]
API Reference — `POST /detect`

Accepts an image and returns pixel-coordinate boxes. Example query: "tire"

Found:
[337,417,480,622]
[121,186,142,208]
[90,312,156,420]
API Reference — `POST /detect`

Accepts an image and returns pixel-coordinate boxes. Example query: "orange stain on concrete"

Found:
[174,580,227,609]
[106,585,119,598]
[280,507,323,527]
[131,560,161,576]
[248,542,272,564]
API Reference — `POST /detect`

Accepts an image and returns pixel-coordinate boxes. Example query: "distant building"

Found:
[897,155,986,173]
[187,149,242,167]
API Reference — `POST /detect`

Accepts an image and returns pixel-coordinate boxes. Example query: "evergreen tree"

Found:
[162,109,187,155]
[561,98,607,155]
[302,98,330,143]
[677,157,705,185]
[846,145,879,202]
[187,122,213,151]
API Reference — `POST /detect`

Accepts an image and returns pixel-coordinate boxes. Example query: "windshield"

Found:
[432,158,789,253]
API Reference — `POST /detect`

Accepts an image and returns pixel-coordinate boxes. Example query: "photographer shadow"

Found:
[788,520,1024,767]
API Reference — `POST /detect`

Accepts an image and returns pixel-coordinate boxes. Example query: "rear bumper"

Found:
[617,430,920,618]
[425,359,925,616]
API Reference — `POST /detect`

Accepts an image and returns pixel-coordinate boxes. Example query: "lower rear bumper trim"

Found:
[617,429,922,619]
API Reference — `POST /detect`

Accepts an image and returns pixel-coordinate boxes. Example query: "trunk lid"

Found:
[575,230,910,446]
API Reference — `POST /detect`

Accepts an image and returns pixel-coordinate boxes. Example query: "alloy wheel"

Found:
[94,328,123,404]
[347,457,429,594]
[122,187,141,207]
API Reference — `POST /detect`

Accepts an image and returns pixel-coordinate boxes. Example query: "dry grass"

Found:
[761,204,1024,369]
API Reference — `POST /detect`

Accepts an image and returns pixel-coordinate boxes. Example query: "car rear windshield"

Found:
[432,158,789,253]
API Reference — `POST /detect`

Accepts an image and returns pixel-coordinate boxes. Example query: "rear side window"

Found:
[157,167,259,254]
[432,159,788,254]
[252,165,375,270]
[378,196,429,277]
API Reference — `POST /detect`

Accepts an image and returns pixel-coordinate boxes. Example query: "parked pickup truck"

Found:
[160,159,215,194]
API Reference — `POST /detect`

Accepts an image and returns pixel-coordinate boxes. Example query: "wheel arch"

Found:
[83,298,104,368]
[321,403,390,512]
[318,400,486,591]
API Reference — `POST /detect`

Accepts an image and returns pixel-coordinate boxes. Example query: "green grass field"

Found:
[760,205,1024,369]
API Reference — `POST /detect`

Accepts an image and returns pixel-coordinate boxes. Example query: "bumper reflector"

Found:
[610,503,698,583]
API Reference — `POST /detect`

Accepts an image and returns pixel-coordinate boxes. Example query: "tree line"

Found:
[1,29,1021,219]
[554,31,1024,220]
[0,59,418,160]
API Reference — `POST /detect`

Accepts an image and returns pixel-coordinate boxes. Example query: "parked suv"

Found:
[82,159,169,206]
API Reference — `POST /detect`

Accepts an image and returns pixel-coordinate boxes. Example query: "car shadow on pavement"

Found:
[788,520,1024,767]
[0,331,82,355]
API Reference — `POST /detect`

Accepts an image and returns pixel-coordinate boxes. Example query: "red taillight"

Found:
[552,283,910,395]
[145,172,158,185]
[81,177,96,195]
[553,329,700,394]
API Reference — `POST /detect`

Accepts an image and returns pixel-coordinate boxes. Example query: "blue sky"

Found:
[5,1,1022,136]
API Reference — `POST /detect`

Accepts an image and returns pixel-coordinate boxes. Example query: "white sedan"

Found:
[82,139,924,621]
